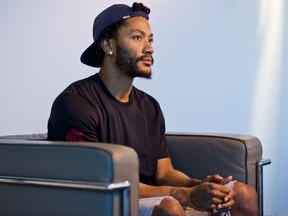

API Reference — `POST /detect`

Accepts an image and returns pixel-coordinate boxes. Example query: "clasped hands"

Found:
[188,174,235,213]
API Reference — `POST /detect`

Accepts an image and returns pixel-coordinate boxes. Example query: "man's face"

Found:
[114,16,154,79]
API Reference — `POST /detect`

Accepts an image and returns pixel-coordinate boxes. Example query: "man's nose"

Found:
[143,40,154,54]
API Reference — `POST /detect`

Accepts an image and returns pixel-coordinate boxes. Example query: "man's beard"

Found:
[115,42,153,79]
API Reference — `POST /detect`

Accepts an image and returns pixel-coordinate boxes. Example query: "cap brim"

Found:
[80,41,101,68]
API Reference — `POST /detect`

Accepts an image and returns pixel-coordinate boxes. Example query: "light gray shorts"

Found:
[139,181,235,216]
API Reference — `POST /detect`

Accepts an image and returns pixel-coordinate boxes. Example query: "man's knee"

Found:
[152,197,185,216]
[234,182,258,202]
[232,182,258,216]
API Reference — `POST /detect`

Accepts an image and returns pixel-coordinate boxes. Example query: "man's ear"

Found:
[101,38,114,56]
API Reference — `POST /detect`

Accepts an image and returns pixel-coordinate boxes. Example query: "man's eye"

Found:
[133,36,142,41]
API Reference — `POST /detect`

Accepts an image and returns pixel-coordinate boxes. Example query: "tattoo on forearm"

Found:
[170,188,189,205]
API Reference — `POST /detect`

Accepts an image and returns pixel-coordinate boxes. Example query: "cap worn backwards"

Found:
[80,4,150,68]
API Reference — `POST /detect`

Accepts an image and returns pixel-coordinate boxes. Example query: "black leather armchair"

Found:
[166,133,271,216]
[0,133,270,216]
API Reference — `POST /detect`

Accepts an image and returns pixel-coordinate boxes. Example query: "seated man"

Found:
[47,3,258,216]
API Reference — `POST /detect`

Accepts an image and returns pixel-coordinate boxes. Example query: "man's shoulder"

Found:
[63,74,97,94]
[132,86,161,108]
[53,74,100,108]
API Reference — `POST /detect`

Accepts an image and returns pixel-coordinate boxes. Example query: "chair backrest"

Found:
[0,138,139,216]
[166,133,263,189]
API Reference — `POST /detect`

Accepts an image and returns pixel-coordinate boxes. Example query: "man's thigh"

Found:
[139,181,235,216]
[139,196,208,216]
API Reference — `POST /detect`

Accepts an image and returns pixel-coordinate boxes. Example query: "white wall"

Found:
[1,0,287,214]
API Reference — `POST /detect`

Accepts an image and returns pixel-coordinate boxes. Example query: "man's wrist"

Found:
[170,187,190,206]
[188,179,202,187]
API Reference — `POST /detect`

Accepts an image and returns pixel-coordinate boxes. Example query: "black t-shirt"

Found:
[47,73,169,185]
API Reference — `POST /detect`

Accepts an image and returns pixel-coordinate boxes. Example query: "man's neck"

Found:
[98,67,134,103]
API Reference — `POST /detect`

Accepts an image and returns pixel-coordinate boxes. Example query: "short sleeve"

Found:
[158,108,169,159]
[47,93,99,142]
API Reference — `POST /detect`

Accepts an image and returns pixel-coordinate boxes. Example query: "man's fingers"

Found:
[206,174,223,183]
[221,175,233,185]
[211,184,235,204]
[224,189,236,202]
[220,198,235,209]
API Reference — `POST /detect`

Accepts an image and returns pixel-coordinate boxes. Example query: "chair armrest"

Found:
[0,139,139,216]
